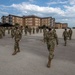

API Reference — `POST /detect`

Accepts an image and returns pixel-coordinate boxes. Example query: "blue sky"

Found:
[0,0,75,27]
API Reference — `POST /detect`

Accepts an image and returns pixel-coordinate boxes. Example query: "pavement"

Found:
[0,32,75,75]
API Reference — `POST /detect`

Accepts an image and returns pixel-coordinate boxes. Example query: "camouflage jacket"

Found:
[14,29,22,42]
[46,30,58,45]
[68,30,72,35]
[63,31,68,37]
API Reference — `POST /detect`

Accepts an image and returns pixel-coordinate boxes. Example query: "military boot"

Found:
[17,48,20,53]
[12,51,17,55]
[17,50,20,53]
[47,59,51,68]
[12,49,17,55]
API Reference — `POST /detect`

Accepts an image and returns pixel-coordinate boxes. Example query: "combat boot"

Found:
[47,59,51,68]
[17,50,20,53]
[17,48,20,53]
[12,50,17,55]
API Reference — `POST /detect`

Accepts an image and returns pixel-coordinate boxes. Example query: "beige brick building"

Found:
[2,16,9,23]
[1,14,68,28]
[55,22,68,29]
[1,14,23,26]
[23,15,41,27]
[62,23,68,28]
[40,17,55,27]
[2,14,55,27]
[41,17,51,26]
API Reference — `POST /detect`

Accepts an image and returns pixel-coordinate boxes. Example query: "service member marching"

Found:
[63,29,68,46]
[68,28,73,40]
[46,27,58,68]
[11,27,15,38]
[12,27,22,55]
[43,27,47,43]
[0,27,3,39]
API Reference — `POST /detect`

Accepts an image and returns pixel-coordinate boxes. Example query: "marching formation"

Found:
[0,25,73,68]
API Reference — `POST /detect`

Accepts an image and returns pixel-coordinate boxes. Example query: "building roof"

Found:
[23,15,41,18]
[62,23,68,24]
[55,22,61,24]
[9,14,23,18]
[41,17,52,19]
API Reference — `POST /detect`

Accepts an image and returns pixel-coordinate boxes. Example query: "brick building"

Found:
[1,14,55,28]
[23,15,41,27]
[1,15,23,26]
[55,22,68,29]
[1,14,68,28]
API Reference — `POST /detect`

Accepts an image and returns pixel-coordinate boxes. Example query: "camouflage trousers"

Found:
[69,35,72,40]
[64,37,67,46]
[47,41,55,59]
[0,34,3,39]
[3,32,5,36]
[8,30,10,34]
[14,41,20,51]
[24,31,27,35]
[33,31,35,34]
[11,33,14,38]
[29,32,31,35]
[40,29,42,33]
[48,51,54,59]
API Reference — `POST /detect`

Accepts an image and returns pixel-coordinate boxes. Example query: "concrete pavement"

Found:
[0,33,75,75]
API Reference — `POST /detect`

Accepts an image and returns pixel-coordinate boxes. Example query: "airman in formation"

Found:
[68,28,73,40]
[45,27,58,68]
[63,29,68,46]
[12,27,22,55]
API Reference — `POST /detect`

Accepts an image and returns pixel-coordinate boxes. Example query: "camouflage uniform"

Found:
[39,28,42,33]
[52,28,58,45]
[8,27,11,34]
[53,28,56,33]
[19,26,23,38]
[28,27,32,35]
[36,27,39,33]
[11,27,15,38]
[2,27,5,36]
[24,27,28,35]
[68,28,72,40]
[63,29,68,46]
[12,27,22,55]
[46,28,58,68]
[43,28,47,43]
[33,27,35,34]
[19,26,23,34]
[0,27,3,39]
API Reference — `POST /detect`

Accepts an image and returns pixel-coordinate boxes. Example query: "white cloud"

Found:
[29,0,34,2]
[47,2,57,5]
[0,11,9,22]
[59,1,68,4]
[62,19,68,21]
[64,5,75,17]
[11,2,65,16]
[0,11,8,15]
[69,0,75,5]
[47,1,68,6]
